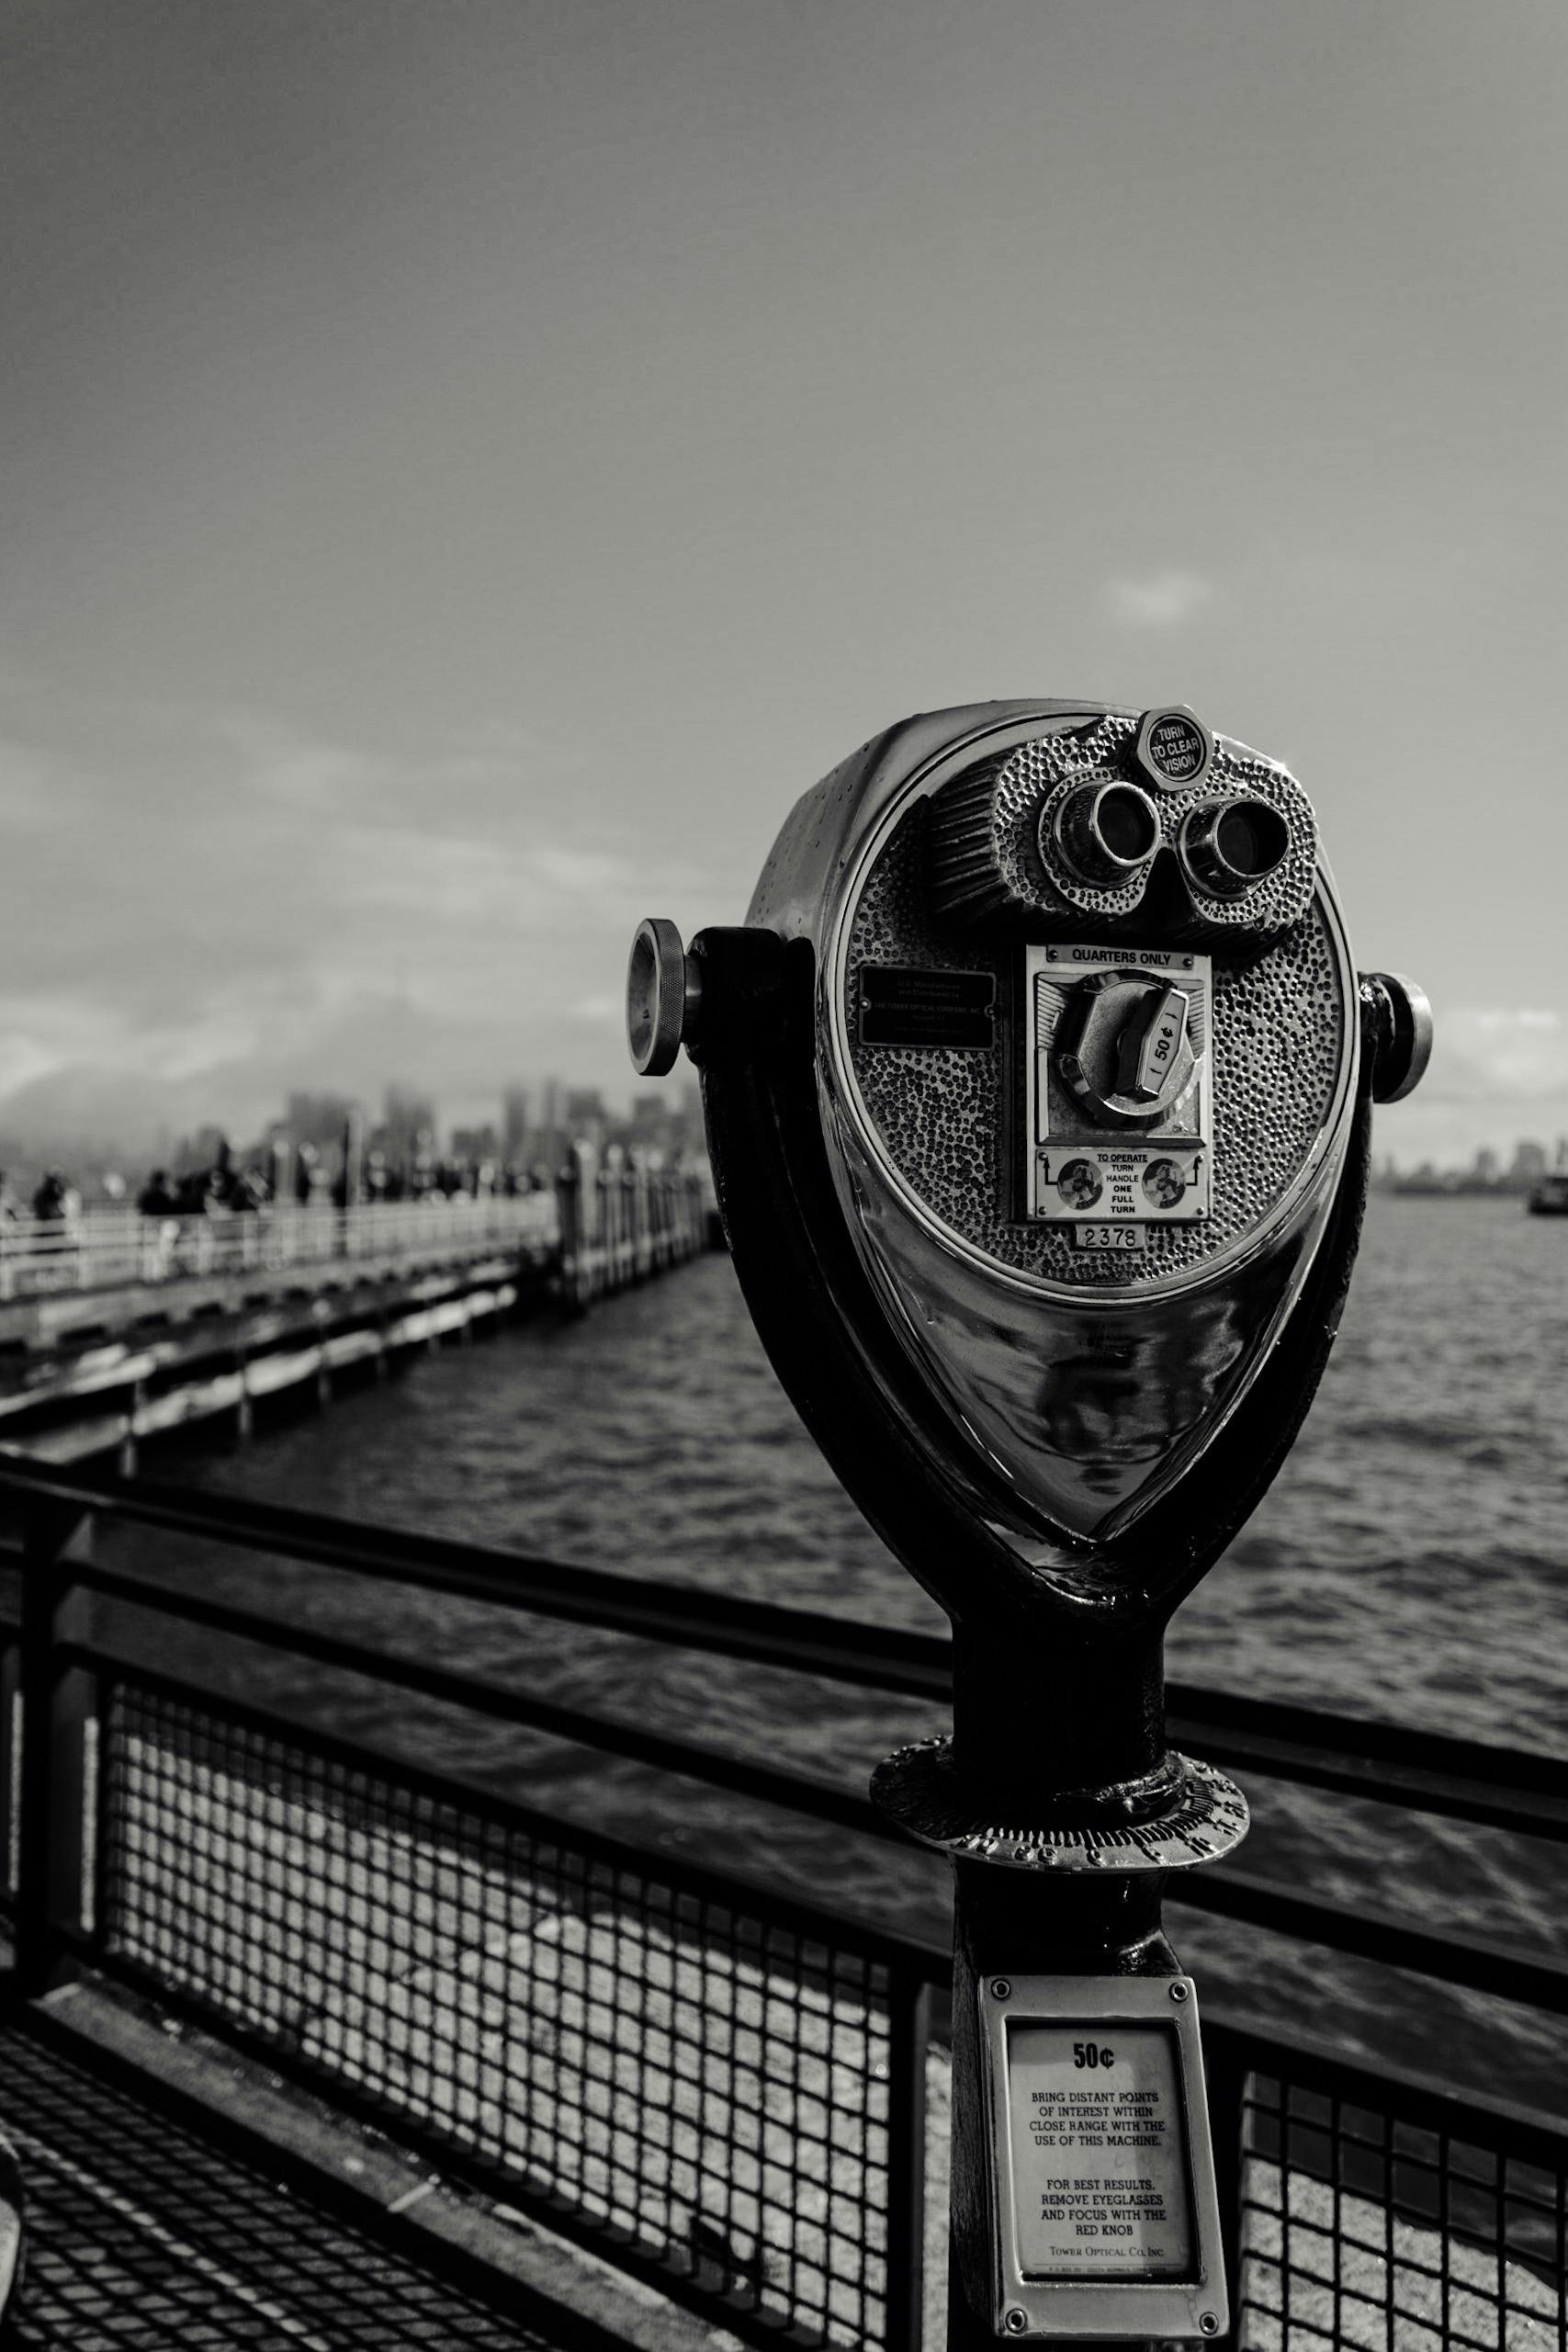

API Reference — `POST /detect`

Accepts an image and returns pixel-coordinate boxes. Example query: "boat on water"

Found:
[1528,1143,1568,1214]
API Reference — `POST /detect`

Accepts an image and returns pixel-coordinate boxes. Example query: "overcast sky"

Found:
[3,0,1564,1166]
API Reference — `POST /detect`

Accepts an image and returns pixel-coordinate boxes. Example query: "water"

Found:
[151,1194,1568,2102]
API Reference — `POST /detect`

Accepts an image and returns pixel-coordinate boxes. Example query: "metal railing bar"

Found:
[1189,1866,1568,2017]
[82,1654,944,1978]
[68,1731,1568,2205]
[1163,1713,1568,1842]
[63,1572,889,1841]
[5,1462,1564,1863]
[68,1600,1568,2028]
[0,1198,565,1304]
[1203,2017,1568,2171]
[0,1452,951,1697]
[1166,1684,1568,1804]
[6,1456,1564,1830]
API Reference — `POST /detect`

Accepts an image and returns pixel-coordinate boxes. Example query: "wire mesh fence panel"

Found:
[96,1675,899,2351]
[1237,2070,1567,2352]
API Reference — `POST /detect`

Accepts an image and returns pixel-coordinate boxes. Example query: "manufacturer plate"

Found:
[858,964,996,1049]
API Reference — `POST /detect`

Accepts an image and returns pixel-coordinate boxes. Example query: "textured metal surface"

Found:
[846,797,1348,1291]
[928,711,1317,938]
[870,1739,1249,1872]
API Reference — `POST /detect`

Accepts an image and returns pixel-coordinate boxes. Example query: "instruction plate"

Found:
[979,1974,1228,2340]
[1008,2021,1190,2276]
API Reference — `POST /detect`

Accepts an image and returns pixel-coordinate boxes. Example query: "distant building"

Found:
[382,1086,437,1184]
[285,1091,359,1158]
[675,1080,705,1158]
[630,1096,669,1128]
[502,1086,529,1164]
[528,1077,568,1174]
[626,1094,677,1163]
[563,1087,608,1149]
[451,1123,501,1163]
[174,1122,231,1174]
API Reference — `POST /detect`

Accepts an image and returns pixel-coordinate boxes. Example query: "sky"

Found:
[3,0,1566,1170]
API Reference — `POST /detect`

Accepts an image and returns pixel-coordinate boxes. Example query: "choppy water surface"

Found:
[161,1195,1567,2100]
[177,1195,1565,1740]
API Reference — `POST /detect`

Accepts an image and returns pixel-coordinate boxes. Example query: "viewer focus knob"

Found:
[626,917,703,1077]
[1363,971,1433,1104]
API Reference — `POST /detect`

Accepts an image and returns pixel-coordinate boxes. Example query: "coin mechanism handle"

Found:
[1116,983,1189,1104]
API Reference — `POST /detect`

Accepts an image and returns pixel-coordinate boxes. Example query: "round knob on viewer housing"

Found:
[1364,971,1434,1104]
[626,918,703,1077]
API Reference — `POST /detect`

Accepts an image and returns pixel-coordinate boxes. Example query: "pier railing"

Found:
[0,1453,1562,2352]
[0,1195,557,1296]
[0,1159,712,1308]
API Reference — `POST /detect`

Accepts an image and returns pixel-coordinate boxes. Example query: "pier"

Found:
[0,1452,1562,2351]
[0,1155,712,1464]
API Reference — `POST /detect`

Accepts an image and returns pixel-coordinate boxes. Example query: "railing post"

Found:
[0,1642,19,1902]
[1203,2025,1248,2345]
[885,1968,932,2352]
[15,1494,95,1997]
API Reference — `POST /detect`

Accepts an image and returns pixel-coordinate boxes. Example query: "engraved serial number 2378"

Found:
[1072,1225,1147,1253]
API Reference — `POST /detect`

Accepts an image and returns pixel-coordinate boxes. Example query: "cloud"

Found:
[1417,1007,1568,1105]
[0,690,731,1153]
[1377,1003,1568,1169]
[1104,571,1215,628]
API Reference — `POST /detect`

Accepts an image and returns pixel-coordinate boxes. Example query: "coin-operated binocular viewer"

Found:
[627,700,1430,2347]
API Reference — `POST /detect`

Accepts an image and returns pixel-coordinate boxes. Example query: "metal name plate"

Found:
[858,964,997,1049]
[980,1975,1228,2340]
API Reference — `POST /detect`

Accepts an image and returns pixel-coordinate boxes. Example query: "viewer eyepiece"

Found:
[1051,777,1161,887]
[1179,796,1292,898]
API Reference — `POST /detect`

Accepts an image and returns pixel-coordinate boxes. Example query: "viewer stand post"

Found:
[877,1623,1243,2347]
[628,695,1431,2343]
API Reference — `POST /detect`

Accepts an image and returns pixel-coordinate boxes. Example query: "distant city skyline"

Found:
[0,1067,704,1184]
[0,1049,1555,1198]
[5,4,1566,1170]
